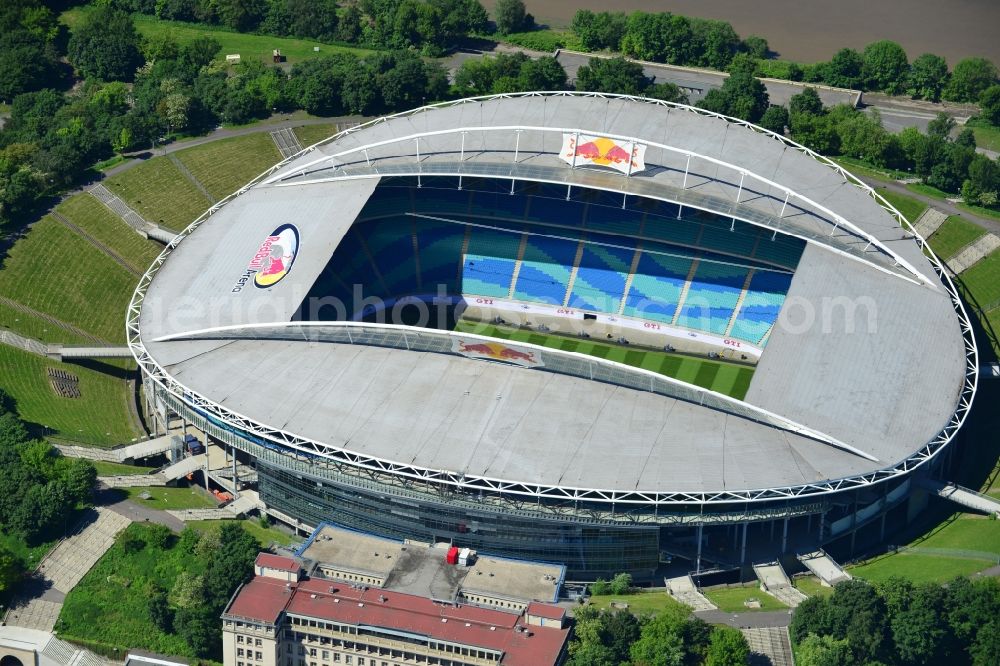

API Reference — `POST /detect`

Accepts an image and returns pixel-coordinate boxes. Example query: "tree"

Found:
[147,582,173,632]
[980,84,1000,126]
[927,111,956,140]
[971,618,1000,666]
[61,458,97,505]
[797,634,852,666]
[863,40,909,94]
[695,54,769,122]
[836,108,892,165]
[572,10,626,52]
[789,87,824,116]
[608,572,632,595]
[945,57,998,102]
[909,53,949,101]
[493,0,527,35]
[67,6,144,81]
[822,48,864,89]
[706,626,749,666]
[759,105,789,134]
[0,546,23,597]
[213,0,267,32]
[629,612,686,666]
[742,35,769,59]
[891,583,955,665]
[575,57,648,96]
[961,154,1000,206]
[175,604,221,658]
[691,18,739,70]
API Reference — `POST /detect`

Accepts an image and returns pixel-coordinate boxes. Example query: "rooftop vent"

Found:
[358,603,364,608]
[490,627,496,631]
[310,594,316,599]
[441,618,447,623]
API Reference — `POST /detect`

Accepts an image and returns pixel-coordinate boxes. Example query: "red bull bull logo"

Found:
[232,224,300,292]
[560,133,647,175]
[452,339,543,367]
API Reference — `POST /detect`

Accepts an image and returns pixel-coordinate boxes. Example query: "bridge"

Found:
[46,345,132,361]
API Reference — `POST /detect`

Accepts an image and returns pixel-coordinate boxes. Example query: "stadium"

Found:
[129,92,978,582]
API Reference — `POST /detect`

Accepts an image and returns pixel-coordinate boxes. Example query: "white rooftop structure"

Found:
[131,93,976,507]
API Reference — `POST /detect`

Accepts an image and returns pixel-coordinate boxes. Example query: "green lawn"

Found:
[104,157,212,232]
[849,553,991,585]
[0,346,139,446]
[0,216,137,343]
[832,157,910,182]
[453,321,755,399]
[874,187,928,225]
[968,121,1000,153]
[188,519,302,549]
[293,123,341,148]
[906,182,952,200]
[124,486,220,510]
[926,215,986,259]
[61,9,373,66]
[958,202,1000,222]
[56,523,204,656]
[91,460,156,477]
[0,299,93,345]
[915,515,1000,554]
[56,194,163,272]
[174,133,283,201]
[703,584,788,612]
[585,591,688,617]
[959,249,1000,307]
[0,529,60,571]
[793,576,834,598]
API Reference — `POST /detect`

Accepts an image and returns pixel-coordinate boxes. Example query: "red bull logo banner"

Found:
[232,224,299,292]
[452,338,544,368]
[560,134,646,175]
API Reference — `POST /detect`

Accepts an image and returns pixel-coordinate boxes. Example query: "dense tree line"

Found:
[0,389,97,545]
[568,10,999,109]
[0,0,67,103]
[104,0,490,56]
[568,603,749,666]
[791,577,1000,666]
[782,88,1000,207]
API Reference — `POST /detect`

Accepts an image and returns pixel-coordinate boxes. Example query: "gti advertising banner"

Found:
[560,134,647,174]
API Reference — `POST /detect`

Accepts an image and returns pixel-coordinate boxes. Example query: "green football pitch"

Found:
[453,321,754,399]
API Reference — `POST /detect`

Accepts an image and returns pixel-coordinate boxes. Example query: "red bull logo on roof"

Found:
[560,134,647,175]
[452,338,544,368]
[232,224,299,292]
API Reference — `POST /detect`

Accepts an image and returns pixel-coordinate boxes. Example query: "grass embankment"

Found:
[873,187,928,223]
[0,346,139,446]
[0,216,136,343]
[61,8,373,66]
[174,133,283,201]
[56,194,163,272]
[585,590,689,617]
[926,215,986,260]
[703,584,788,612]
[104,157,212,232]
[188,519,301,549]
[967,120,1000,153]
[57,523,200,656]
[453,320,754,399]
[91,460,156,476]
[293,123,341,148]
[793,576,834,598]
[849,514,1000,584]
[123,486,220,511]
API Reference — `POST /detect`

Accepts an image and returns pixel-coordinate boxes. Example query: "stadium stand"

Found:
[307,185,805,344]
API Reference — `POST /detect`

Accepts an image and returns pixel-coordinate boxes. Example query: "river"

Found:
[485,0,999,65]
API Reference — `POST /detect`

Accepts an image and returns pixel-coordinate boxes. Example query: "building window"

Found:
[257,653,263,660]
[237,649,244,657]
[237,636,244,644]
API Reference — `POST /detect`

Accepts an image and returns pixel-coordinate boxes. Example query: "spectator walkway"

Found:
[168,153,217,204]
[270,127,304,159]
[753,562,808,608]
[913,207,948,238]
[664,575,717,611]
[4,507,131,631]
[950,233,1000,273]
[89,183,176,245]
[797,549,852,586]
[742,626,794,666]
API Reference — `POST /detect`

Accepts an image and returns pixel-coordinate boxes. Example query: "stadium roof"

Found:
[133,93,976,504]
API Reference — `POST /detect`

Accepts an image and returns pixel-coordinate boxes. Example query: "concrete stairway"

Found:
[753,561,808,608]
[797,549,852,586]
[912,207,948,238]
[664,575,717,611]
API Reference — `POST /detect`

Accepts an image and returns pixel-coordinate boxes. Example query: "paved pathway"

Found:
[865,178,1000,236]
[0,328,47,356]
[742,626,794,666]
[693,608,794,628]
[4,507,131,631]
[949,233,1000,273]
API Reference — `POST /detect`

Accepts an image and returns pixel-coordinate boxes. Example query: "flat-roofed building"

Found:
[221,556,570,666]
[297,525,564,613]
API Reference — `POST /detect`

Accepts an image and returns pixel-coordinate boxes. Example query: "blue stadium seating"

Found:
[675,261,749,335]
[514,234,578,304]
[309,184,800,348]
[568,242,636,313]
[462,227,523,298]
[728,270,793,344]
[622,252,693,324]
